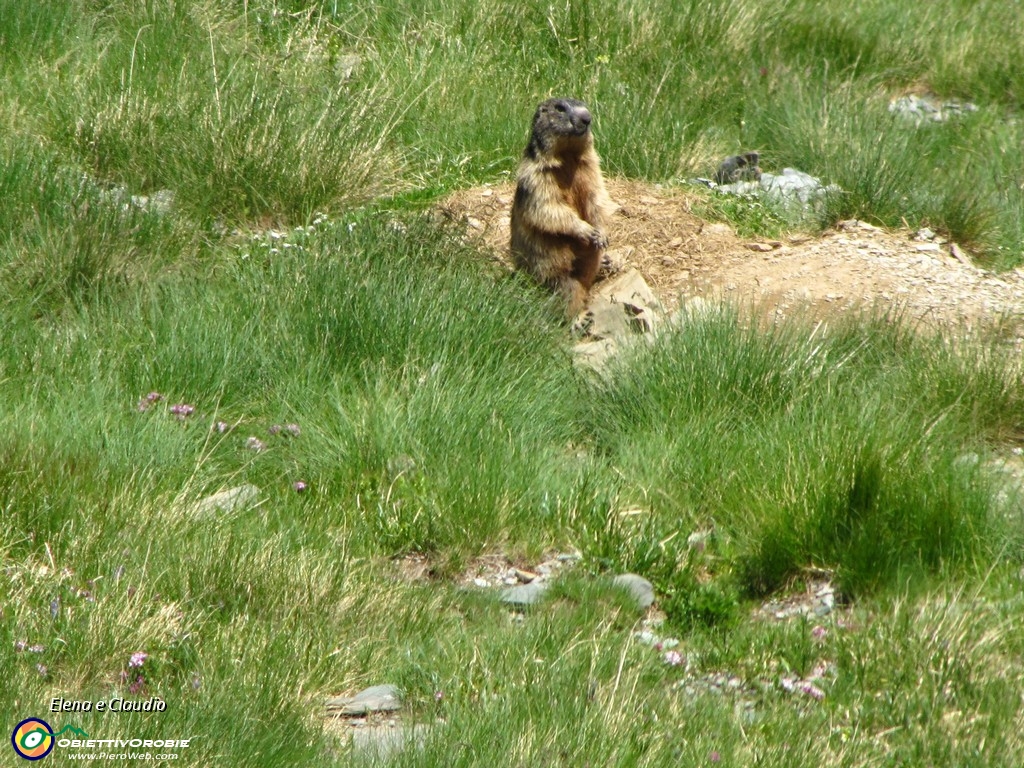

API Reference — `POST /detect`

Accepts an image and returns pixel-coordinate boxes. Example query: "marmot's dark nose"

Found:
[577,108,592,126]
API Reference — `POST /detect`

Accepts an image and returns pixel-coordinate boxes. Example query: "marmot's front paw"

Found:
[587,228,609,250]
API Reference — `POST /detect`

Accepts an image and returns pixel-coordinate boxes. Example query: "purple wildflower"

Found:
[709,751,721,763]
[284,423,301,437]
[245,436,266,452]
[137,392,164,412]
[781,675,825,701]
[28,644,45,654]
[811,625,828,641]
[14,639,27,652]
[434,690,444,702]
[215,421,232,434]
[663,650,684,666]
[292,481,308,493]
[36,664,48,678]
[268,424,282,436]
[798,680,825,700]
[129,651,148,668]
[169,403,195,420]
[129,675,145,695]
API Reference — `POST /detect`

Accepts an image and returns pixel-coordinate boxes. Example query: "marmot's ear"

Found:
[744,152,759,166]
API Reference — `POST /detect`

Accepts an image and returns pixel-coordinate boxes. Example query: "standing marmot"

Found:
[510,97,611,318]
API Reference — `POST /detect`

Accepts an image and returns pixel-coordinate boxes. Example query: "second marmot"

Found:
[510,97,611,318]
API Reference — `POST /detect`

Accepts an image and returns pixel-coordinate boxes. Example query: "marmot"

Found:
[510,97,611,318]
[714,152,762,184]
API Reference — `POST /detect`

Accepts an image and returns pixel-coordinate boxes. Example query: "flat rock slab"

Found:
[572,270,662,372]
[612,573,656,609]
[325,684,402,715]
[323,718,432,763]
[192,484,260,518]
[889,93,978,124]
[350,724,430,759]
[500,581,550,607]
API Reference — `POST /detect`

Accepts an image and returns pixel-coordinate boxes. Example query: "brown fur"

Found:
[510,98,611,318]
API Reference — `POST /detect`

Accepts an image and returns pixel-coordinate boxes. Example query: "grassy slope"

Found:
[2,1,1024,765]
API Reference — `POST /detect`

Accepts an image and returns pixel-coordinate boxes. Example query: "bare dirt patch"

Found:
[441,178,1024,340]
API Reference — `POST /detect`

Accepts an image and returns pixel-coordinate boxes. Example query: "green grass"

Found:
[3,1,1024,765]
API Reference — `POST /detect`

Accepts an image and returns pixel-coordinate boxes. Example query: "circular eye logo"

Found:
[11,718,54,761]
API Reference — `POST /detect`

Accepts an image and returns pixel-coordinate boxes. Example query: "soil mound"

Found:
[441,178,1024,340]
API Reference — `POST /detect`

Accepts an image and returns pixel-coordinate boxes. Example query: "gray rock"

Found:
[612,573,656,609]
[578,269,662,339]
[837,219,880,232]
[192,484,260,518]
[601,245,634,275]
[705,166,842,224]
[131,189,175,215]
[889,94,978,125]
[350,724,429,759]
[714,179,763,196]
[325,684,402,715]
[572,338,619,373]
[760,168,839,206]
[633,630,659,646]
[572,270,663,373]
[499,581,550,607]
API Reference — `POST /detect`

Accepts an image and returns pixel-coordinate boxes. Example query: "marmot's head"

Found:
[526,98,594,159]
[715,152,761,184]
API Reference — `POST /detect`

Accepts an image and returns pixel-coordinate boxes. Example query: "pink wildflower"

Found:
[169,403,195,419]
[798,680,825,700]
[245,437,266,452]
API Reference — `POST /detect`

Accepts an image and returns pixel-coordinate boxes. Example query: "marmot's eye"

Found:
[555,103,567,113]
